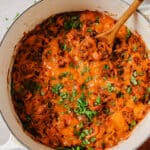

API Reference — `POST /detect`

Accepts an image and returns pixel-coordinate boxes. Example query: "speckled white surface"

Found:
[0,0,149,150]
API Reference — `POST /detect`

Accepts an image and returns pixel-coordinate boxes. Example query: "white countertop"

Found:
[0,0,150,150]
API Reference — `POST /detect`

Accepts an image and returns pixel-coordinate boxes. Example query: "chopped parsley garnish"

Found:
[64,15,82,30]
[47,50,52,54]
[59,43,72,52]
[126,86,132,94]
[60,43,67,51]
[107,83,115,92]
[90,137,96,142]
[95,16,100,23]
[87,28,92,33]
[133,45,138,51]
[95,95,101,105]
[75,93,97,120]
[132,96,138,102]
[60,92,69,100]
[77,122,83,129]
[82,139,90,145]
[40,90,45,96]
[26,114,31,122]
[79,129,90,139]
[128,56,132,62]
[63,44,67,51]
[56,145,84,150]
[130,75,138,86]
[75,128,94,146]
[59,72,71,79]
[81,84,87,90]
[72,89,77,97]
[129,120,137,129]
[133,71,138,77]
[52,83,63,94]
[76,92,87,108]
[84,110,97,121]
[85,76,93,83]
[64,104,71,112]
[67,47,72,52]
[103,64,109,70]
[103,77,107,80]
[126,28,131,39]
[13,12,20,20]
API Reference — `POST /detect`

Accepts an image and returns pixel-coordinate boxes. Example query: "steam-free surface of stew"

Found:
[11,11,150,150]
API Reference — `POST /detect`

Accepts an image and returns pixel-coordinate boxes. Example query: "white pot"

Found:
[0,0,150,150]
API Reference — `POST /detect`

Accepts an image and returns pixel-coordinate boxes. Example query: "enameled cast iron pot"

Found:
[0,0,150,149]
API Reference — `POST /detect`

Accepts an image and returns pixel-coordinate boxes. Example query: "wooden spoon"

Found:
[96,0,144,52]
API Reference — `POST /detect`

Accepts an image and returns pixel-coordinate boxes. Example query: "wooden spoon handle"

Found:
[112,0,144,36]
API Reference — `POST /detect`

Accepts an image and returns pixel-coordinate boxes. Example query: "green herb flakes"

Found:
[129,120,137,129]
[62,43,67,51]
[130,75,138,86]
[75,93,96,120]
[90,137,96,142]
[52,83,63,94]
[87,28,92,33]
[107,83,115,92]
[128,56,132,62]
[103,64,109,70]
[40,90,45,96]
[82,139,90,145]
[13,12,20,20]
[126,28,131,39]
[126,86,132,94]
[132,96,138,102]
[133,71,138,77]
[60,92,69,100]
[95,16,100,23]
[64,15,82,30]
[133,45,137,52]
[59,72,71,79]
[26,114,31,122]
[85,76,93,83]
[95,95,101,105]
[72,89,77,97]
